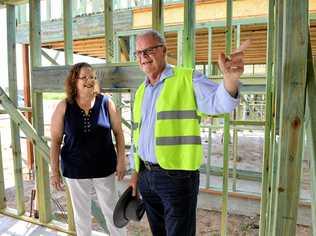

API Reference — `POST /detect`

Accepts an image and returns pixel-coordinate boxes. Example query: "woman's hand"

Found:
[116,157,126,181]
[51,173,64,191]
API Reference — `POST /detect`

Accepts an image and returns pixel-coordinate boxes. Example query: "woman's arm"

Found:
[108,98,126,181]
[50,100,66,191]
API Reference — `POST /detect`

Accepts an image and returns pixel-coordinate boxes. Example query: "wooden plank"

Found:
[259,1,274,235]
[183,0,195,68]
[306,43,316,236]
[63,0,73,65]
[221,1,233,235]
[207,27,213,76]
[31,64,144,92]
[221,113,230,236]
[266,1,283,234]
[129,35,136,62]
[0,133,6,210]
[29,0,52,224]
[7,4,25,216]
[177,30,183,66]
[62,2,75,229]
[41,49,59,65]
[104,0,114,62]
[152,0,164,34]
[271,0,308,235]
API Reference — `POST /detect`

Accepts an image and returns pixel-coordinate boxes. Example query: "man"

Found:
[129,29,249,236]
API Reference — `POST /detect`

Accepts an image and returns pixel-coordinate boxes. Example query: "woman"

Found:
[50,62,127,236]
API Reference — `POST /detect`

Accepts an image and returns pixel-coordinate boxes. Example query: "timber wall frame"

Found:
[0,0,316,236]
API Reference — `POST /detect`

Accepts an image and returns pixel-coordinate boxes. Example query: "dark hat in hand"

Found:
[113,186,145,228]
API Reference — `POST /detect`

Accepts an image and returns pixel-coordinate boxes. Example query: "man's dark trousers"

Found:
[138,163,199,236]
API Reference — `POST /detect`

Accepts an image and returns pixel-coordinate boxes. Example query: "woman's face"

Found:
[76,66,96,94]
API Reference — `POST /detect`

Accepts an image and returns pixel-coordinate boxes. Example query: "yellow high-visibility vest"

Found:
[133,67,203,172]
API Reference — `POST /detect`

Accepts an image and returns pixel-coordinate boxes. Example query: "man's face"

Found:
[135,35,166,76]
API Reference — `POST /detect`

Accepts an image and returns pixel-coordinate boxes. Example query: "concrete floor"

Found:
[0,214,108,236]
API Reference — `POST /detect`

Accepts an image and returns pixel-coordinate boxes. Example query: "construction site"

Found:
[0,0,315,235]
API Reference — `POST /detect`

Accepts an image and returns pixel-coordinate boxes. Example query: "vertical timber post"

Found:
[29,0,52,223]
[271,1,308,235]
[7,4,25,216]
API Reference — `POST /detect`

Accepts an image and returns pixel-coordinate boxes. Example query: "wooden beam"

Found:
[271,0,308,235]
[63,0,73,65]
[104,0,113,62]
[207,27,213,76]
[266,0,283,233]
[177,29,183,66]
[259,0,274,235]
[306,43,316,236]
[7,4,25,216]
[31,64,144,92]
[183,0,195,68]
[0,132,6,210]
[41,49,58,65]
[29,0,52,224]
[152,0,164,35]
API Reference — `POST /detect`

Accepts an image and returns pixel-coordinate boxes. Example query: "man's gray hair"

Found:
[136,29,166,45]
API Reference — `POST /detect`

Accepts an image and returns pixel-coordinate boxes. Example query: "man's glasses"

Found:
[134,44,164,58]
[77,75,96,81]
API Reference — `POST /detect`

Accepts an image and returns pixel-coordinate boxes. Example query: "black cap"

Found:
[113,186,145,228]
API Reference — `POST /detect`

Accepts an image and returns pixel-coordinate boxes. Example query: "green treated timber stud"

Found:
[152,0,163,35]
[63,0,73,65]
[230,120,265,126]
[7,4,25,216]
[104,0,114,63]
[221,113,230,236]
[31,92,52,223]
[225,0,232,56]
[183,0,195,68]
[232,128,238,191]
[63,0,75,230]
[221,1,232,234]
[267,0,283,233]
[113,36,120,63]
[129,35,136,62]
[259,0,275,235]
[199,165,262,182]
[0,132,6,209]
[46,0,51,21]
[206,127,212,188]
[177,29,183,66]
[29,0,52,224]
[207,27,213,76]
[271,0,308,235]
[306,42,316,236]
[41,49,59,65]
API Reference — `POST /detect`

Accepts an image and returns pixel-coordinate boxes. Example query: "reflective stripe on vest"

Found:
[157,110,198,120]
[156,136,201,145]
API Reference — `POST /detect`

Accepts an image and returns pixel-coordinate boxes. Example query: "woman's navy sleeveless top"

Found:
[61,94,117,178]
